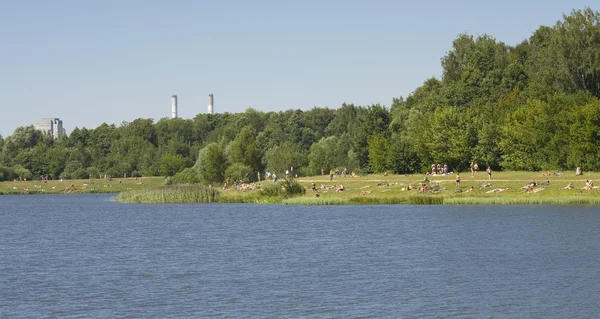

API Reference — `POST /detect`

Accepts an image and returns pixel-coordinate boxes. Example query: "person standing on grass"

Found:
[470,162,474,177]
[456,173,461,188]
[486,166,492,180]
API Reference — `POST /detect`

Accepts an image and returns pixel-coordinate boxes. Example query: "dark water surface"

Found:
[1,194,599,318]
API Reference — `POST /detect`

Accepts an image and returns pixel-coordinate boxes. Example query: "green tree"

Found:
[227,125,262,173]
[368,133,390,173]
[160,153,192,177]
[567,100,600,170]
[264,143,295,177]
[225,163,254,183]
[194,143,228,185]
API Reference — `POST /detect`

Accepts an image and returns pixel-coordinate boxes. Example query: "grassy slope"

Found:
[4,171,600,204]
[0,177,164,195]
[291,171,600,204]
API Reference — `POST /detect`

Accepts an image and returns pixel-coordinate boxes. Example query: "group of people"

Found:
[469,162,493,180]
[469,162,480,177]
[583,180,595,190]
[310,181,345,192]
[431,163,449,175]
[263,168,296,182]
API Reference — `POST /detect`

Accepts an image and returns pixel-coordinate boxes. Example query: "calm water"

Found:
[1,194,599,318]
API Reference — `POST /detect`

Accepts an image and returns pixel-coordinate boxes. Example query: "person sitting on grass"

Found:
[562,182,574,190]
[464,186,475,193]
[336,184,345,192]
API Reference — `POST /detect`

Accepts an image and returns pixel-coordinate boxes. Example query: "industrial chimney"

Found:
[171,95,178,118]
[207,94,214,114]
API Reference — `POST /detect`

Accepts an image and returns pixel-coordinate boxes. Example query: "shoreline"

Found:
[3,173,600,205]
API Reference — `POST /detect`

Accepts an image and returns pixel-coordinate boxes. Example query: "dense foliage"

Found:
[2,8,600,183]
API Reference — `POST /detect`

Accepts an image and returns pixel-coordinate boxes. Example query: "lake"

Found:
[1,194,599,318]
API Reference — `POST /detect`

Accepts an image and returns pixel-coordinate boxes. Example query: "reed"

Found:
[220,194,283,204]
[445,196,600,205]
[116,185,220,203]
[282,197,350,205]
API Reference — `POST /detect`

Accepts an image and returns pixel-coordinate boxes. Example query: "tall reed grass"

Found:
[282,197,350,205]
[445,196,600,205]
[116,185,220,203]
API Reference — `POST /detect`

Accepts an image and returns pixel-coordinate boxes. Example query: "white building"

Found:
[34,118,64,139]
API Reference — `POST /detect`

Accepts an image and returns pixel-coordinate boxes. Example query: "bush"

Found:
[281,179,305,196]
[260,179,305,198]
[0,166,17,182]
[260,182,283,197]
[13,165,32,181]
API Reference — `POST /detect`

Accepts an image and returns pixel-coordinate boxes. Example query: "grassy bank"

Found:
[4,171,600,205]
[0,177,164,195]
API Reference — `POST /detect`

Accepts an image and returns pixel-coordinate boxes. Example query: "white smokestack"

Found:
[208,94,214,114]
[171,95,178,118]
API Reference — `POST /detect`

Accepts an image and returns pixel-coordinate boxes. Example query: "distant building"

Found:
[171,95,178,118]
[34,118,64,139]
[208,94,214,114]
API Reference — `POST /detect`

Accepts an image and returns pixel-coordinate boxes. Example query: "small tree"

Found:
[194,143,228,185]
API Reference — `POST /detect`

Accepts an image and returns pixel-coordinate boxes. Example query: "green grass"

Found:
[0,177,164,195]
[4,171,600,205]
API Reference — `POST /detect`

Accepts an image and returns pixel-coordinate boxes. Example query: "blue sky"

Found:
[0,0,594,137]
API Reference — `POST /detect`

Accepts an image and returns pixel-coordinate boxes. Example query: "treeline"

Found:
[1,8,600,183]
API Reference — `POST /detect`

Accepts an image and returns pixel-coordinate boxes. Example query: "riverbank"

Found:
[115,171,600,205]
[0,177,164,195]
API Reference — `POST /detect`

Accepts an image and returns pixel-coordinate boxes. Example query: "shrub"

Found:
[281,179,306,196]
[260,179,305,198]
[260,182,283,197]
[13,165,32,181]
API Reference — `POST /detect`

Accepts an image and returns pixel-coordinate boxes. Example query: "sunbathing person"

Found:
[479,183,492,189]
[563,182,574,190]
[521,181,537,192]
[464,186,475,193]
[486,188,509,193]
[336,184,345,192]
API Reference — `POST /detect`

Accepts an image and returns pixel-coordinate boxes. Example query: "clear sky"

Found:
[0,0,594,137]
